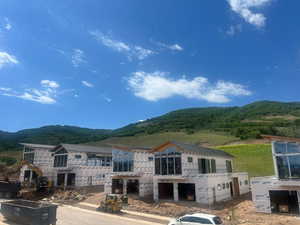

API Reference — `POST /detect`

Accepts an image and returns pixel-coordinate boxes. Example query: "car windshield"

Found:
[212,217,223,224]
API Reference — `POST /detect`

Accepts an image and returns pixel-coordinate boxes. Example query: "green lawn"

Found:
[89,131,239,147]
[216,144,274,177]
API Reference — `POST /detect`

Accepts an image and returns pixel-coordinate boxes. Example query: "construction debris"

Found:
[42,189,88,203]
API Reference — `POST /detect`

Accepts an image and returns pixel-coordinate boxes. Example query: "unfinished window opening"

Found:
[112,150,133,172]
[88,154,112,167]
[198,158,212,174]
[67,173,76,186]
[178,183,195,201]
[112,179,123,194]
[158,183,174,200]
[155,148,182,175]
[57,173,65,186]
[24,170,31,182]
[54,154,68,167]
[270,190,299,214]
[226,160,233,173]
[23,148,34,164]
[127,179,139,195]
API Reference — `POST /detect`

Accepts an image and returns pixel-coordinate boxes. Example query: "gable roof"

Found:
[152,141,234,158]
[20,143,56,149]
[110,144,152,152]
[52,144,112,154]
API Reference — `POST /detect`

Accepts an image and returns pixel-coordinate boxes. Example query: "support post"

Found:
[174,182,179,202]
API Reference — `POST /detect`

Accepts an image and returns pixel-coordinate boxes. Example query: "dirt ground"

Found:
[83,193,300,225]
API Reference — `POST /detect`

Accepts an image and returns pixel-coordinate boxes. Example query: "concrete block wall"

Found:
[181,153,233,176]
[20,147,113,188]
[251,176,300,214]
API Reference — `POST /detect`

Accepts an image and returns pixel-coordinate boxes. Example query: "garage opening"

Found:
[127,179,139,195]
[112,179,123,194]
[270,190,299,214]
[158,183,174,200]
[178,183,196,201]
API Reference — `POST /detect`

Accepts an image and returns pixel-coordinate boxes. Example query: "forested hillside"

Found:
[1,101,300,153]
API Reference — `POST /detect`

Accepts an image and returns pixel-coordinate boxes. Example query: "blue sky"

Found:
[0,0,299,132]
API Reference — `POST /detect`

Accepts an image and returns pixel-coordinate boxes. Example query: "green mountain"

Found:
[1,100,300,152]
[113,101,300,139]
[0,125,112,152]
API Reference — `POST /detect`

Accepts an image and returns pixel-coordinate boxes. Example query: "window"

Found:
[188,157,193,163]
[226,183,229,189]
[211,159,216,173]
[217,184,222,191]
[289,155,300,178]
[190,217,213,224]
[226,160,233,173]
[240,181,242,186]
[274,142,286,154]
[244,180,248,185]
[222,183,225,189]
[198,158,212,174]
[75,155,82,159]
[112,150,134,172]
[180,217,194,222]
[148,157,153,161]
[274,141,300,179]
[54,154,68,167]
[87,155,112,167]
[154,148,182,175]
[276,156,290,179]
[287,143,300,153]
[23,151,34,164]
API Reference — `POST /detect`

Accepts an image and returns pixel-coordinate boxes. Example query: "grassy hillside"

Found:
[113,101,300,140]
[217,144,274,177]
[89,131,239,147]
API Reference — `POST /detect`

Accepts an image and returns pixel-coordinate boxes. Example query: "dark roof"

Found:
[153,141,234,158]
[20,143,56,149]
[110,144,152,152]
[53,144,112,154]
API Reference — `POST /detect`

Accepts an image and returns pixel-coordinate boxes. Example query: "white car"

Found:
[168,213,224,225]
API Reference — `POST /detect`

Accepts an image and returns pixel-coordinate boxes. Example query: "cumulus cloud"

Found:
[89,30,155,60]
[227,0,272,27]
[0,80,60,104]
[81,81,94,88]
[71,49,86,67]
[0,52,18,69]
[127,71,251,103]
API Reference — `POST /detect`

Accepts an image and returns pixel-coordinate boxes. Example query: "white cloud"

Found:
[0,80,61,104]
[89,30,155,60]
[127,71,251,103]
[71,49,86,67]
[41,80,60,88]
[4,18,12,31]
[0,52,18,69]
[82,81,94,88]
[156,42,184,51]
[227,0,272,27]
